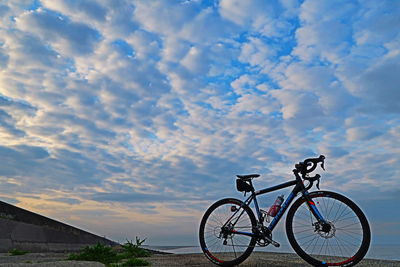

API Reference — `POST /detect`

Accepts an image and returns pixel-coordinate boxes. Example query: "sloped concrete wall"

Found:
[0,201,117,252]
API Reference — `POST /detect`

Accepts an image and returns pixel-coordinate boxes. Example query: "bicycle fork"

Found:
[303,192,332,235]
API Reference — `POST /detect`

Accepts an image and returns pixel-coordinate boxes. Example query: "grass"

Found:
[0,212,16,220]
[9,248,29,256]
[120,238,151,258]
[68,243,119,265]
[118,258,150,266]
[68,237,151,266]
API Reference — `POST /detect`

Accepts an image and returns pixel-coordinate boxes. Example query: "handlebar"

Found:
[294,155,325,180]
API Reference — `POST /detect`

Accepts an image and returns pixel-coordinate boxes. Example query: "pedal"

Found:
[271,240,280,247]
[263,235,280,247]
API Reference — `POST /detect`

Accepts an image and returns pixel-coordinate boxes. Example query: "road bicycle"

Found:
[199,156,370,266]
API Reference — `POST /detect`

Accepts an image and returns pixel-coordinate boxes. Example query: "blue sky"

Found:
[0,0,399,247]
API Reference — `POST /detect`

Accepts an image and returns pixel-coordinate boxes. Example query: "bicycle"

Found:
[199,155,371,266]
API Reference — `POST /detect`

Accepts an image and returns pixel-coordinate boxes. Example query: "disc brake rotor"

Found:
[317,221,336,239]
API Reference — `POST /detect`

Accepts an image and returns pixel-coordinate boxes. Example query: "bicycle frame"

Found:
[228,172,327,238]
[201,155,370,267]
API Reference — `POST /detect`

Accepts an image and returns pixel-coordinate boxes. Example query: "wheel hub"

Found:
[216,223,235,244]
[315,221,336,239]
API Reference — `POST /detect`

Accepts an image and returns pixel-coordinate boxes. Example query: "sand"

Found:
[0,251,399,266]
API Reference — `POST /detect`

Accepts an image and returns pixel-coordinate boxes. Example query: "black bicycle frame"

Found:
[229,173,327,238]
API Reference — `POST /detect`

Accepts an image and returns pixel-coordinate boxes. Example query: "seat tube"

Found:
[252,193,261,219]
[249,180,261,219]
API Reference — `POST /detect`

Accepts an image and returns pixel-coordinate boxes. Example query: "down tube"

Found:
[268,191,296,231]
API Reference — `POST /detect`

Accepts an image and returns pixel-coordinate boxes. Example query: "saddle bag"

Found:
[236,179,252,192]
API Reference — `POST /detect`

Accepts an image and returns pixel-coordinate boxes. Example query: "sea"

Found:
[144,244,400,261]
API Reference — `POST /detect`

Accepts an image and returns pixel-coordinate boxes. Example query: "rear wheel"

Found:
[199,198,257,266]
[286,191,370,266]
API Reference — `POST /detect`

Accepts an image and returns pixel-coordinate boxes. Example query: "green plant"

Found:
[68,243,119,264]
[0,212,16,220]
[9,248,28,256]
[121,237,150,258]
[68,238,151,266]
[120,258,150,266]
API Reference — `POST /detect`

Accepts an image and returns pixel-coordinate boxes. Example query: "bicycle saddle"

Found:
[236,174,260,180]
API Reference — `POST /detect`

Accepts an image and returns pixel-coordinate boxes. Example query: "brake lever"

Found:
[319,155,325,171]
[314,174,321,190]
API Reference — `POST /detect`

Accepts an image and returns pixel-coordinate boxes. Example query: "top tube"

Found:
[255,180,297,195]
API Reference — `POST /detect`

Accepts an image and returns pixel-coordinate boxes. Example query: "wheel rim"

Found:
[202,201,254,263]
[291,195,366,265]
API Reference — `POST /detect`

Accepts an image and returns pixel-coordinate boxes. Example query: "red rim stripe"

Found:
[327,255,356,266]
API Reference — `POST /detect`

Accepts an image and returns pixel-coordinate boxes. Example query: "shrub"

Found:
[120,257,150,266]
[68,243,119,264]
[68,237,151,266]
[9,248,28,256]
[121,237,150,258]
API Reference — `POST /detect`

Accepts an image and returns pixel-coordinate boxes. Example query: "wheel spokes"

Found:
[291,196,364,263]
[202,202,254,262]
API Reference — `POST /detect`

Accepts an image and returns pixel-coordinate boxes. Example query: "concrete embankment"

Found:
[0,200,117,252]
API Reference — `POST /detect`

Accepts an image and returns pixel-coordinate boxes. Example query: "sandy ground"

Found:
[0,252,399,266]
[146,252,400,267]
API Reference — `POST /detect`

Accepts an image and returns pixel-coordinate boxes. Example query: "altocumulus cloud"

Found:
[0,0,399,245]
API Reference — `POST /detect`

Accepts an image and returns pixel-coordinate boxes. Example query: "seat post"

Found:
[249,179,255,192]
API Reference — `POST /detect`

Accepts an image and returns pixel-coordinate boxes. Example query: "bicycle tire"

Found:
[199,198,257,266]
[286,191,371,266]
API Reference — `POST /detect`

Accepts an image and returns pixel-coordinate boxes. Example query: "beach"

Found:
[146,252,400,266]
[0,251,399,266]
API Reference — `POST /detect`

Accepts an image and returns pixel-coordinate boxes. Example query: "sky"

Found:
[0,0,399,247]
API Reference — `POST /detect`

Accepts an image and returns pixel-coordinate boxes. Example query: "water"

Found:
[144,244,400,261]
[365,245,400,261]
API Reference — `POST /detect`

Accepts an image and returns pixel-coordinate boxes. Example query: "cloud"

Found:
[90,192,181,203]
[16,8,100,55]
[41,0,107,22]
[134,1,199,37]
[293,2,355,62]
[353,0,400,46]
[346,127,383,142]
[0,0,398,246]
[342,54,400,114]
[47,197,81,205]
[219,0,277,27]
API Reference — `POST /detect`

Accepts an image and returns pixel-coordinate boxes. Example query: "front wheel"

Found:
[286,191,370,266]
[199,198,257,266]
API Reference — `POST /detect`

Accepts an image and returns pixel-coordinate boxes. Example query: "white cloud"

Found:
[180,46,210,74]
[239,37,278,69]
[340,53,400,114]
[15,8,100,56]
[41,0,107,22]
[0,0,399,245]
[219,0,276,27]
[134,1,199,37]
